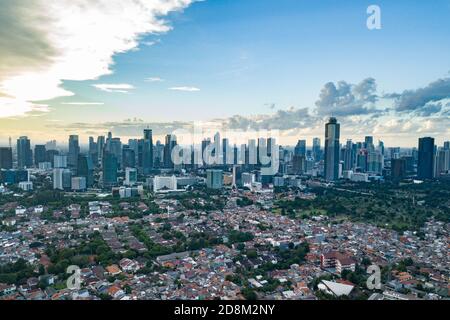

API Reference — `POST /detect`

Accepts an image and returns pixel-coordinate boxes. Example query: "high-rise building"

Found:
[122,146,136,169]
[34,145,46,166]
[294,140,307,157]
[102,152,118,188]
[97,136,105,167]
[206,169,223,189]
[17,136,33,169]
[142,129,153,174]
[367,151,383,174]
[45,150,59,167]
[53,168,72,190]
[292,155,306,174]
[0,147,13,169]
[88,137,98,165]
[324,118,340,181]
[364,136,374,151]
[232,165,242,187]
[77,154,94,187]
[68,135,80,169]
[164,134,177,169]
[343,140,354,171]
[125,167,138,186]
[417,137,435,180]
[391,158,406,180]
[71,177,87,191]
[313,138,322,161]
[54,155,67,168]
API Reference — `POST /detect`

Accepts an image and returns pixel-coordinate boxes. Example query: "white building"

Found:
[71,177,87,191]
[351,172,369,182]
[38,162,52,170]
[18,181,33,191]
[242,173,255,187]
[53,168,72,190]
[125,167,137,186]
[153,175,177,192]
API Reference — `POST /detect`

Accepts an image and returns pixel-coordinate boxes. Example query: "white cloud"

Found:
[145,77,164,82]
[92,83,135,93]
[0,0,195,118]
[61,102,105,105]
[169,86,201,92]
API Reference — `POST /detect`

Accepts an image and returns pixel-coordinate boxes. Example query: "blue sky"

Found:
[0,0,449,146]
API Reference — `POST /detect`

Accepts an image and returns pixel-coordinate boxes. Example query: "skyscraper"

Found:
[68,135,80,169]
[417,137,435,180]
[294,140,306,157]
[206,169,223,189]
[34,145,47,166]
[313,138,322,161]
[142,129,153,174]
[77,154,94,187]
[88,137,98,165]
[97,136,105,167]
[0,147,13,169]
[17,136,32,169]
[122,145,136,169]
[164,134,177,169]
[102,152,118,188]
[324,117,340,181]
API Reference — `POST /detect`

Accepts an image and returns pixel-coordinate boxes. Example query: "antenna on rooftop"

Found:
[8,136,11,148]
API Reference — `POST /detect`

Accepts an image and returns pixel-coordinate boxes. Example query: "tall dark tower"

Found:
[68,135,80,169]
[324,117,340,181]
[17,136,32,169]
[143,128,153,174]
[417,137,435,180]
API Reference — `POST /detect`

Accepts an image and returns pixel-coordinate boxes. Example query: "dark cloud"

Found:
[315,78,380,116]
[388,77,450,112]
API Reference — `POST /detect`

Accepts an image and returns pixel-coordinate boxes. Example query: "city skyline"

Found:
[0,0,449,147]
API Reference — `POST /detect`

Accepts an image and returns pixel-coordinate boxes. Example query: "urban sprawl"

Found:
[0,118,449,300]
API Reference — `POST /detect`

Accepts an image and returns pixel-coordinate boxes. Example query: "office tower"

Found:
[364,136,374,151]
[53,168,72,190]
[102,152,118,188]
[391,158,406,180]
[257,138,267,165]
[54,155,67,168]
[367,151,383,174]
[292,155,306,174]
[247,139,257,167]
[324,117,340,181]
[68,135,80,169]
[206,169,223,189]
[77,154,94,187]
[313,138,322,161]
[0,147,13,169]
[88,137,98,165]
[125,167,138,186]
[142,129,153,174]
[343,140,354,171]
[17,136,33,169]
[45,150,59,167]
[97,136,105,166]
[34,145,46,166]
[106,137,122,168]
[222,138,231,165]
[71,177,87,191]
[232,165,242,187]
[357,149,368,172]
[436,148,450,175]
[294,140,307,157]
[122,145,136,169]
[417,137,435,179]
[378,140,385,156]
[164,134,177,169]
[45,140,57,151]
[389,147,401,160]
[444,141,450,150]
